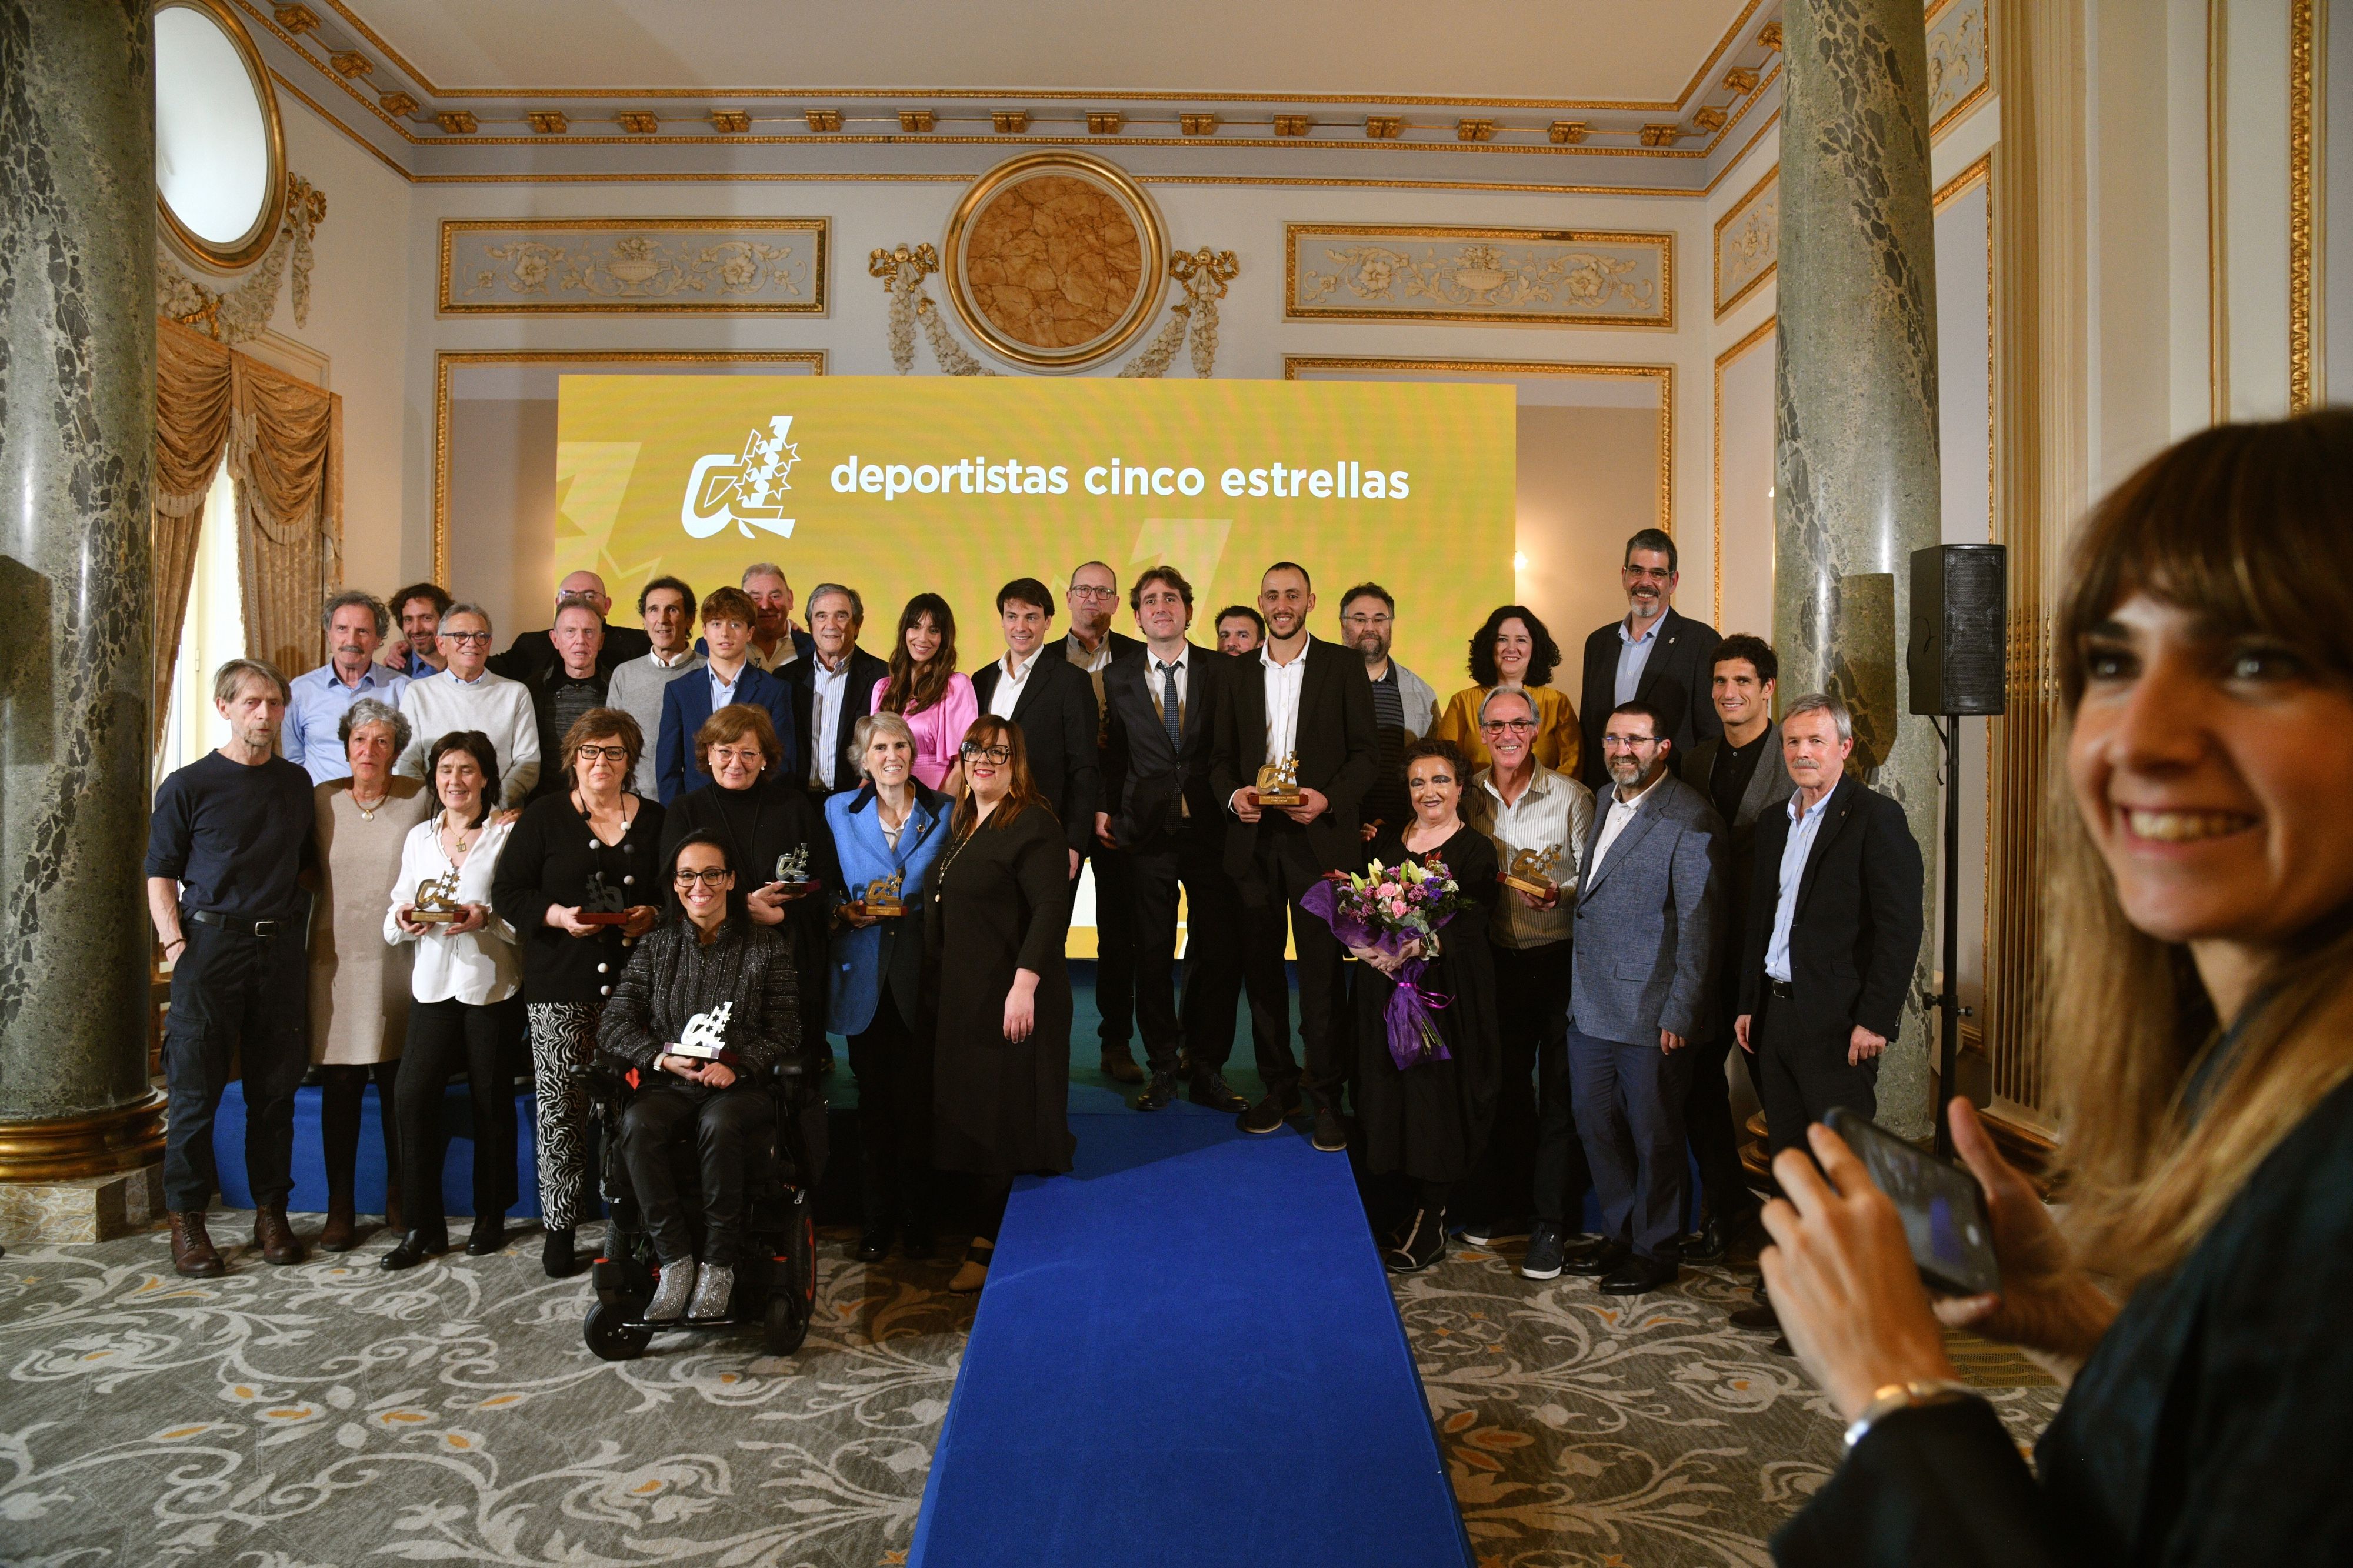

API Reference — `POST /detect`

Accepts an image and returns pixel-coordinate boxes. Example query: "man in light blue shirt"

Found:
[1614,614,1661,707]
[284,590,407,783]
[1764,786,1837,983]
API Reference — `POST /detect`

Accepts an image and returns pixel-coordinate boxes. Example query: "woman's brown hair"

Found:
[559,707,645,789]
[879,592,958,716]
[949,715,1047,839]
[2045,408,2353,1289]
[693,703,784,779]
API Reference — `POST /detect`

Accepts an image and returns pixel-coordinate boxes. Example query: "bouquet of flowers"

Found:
[1299,856,1468,1071]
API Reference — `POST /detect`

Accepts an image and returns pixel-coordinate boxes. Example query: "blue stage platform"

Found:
[909,1088,1473,1568]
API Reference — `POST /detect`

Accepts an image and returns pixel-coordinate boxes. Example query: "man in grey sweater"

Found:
[604,576,703,797]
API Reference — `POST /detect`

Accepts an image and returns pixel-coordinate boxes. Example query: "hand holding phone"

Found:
[1824,1106,2001,1297]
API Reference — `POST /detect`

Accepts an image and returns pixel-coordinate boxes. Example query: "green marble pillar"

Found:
[1773,0,1943,1139]
[0,0,162,1235]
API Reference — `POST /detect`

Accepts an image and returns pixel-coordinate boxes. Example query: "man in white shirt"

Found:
[605,576,704,798]
[1461,687,1595,1269]
[971,576,1100,879]
[796,582,889,801]
[741,563,812,676]
[1066,561,1145,1083]
[395,603,540,806]
[284,590,408,783]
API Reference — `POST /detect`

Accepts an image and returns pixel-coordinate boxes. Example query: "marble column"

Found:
[1772,0,1943,1139]
[0,0,164,1237]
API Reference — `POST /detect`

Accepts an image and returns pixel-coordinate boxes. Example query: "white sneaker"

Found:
[645,1259,695,1321]
[688,1262,736,1320]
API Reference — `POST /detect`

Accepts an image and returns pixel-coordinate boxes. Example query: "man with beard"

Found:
[285,590,408,783]
[1337,582,1438,838]
[382,583,450,679]
[1210,562,1377,1152]
[1577,530,1721,791]
[1214,606,1265,657]
[1064,561,1147,1083]
[1554,701,1725,1295]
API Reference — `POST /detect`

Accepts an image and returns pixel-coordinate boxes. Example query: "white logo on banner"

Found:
[682,416,799,539]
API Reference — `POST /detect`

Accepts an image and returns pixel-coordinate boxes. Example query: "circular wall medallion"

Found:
[153,0,287,273]
[944,152,1169,373]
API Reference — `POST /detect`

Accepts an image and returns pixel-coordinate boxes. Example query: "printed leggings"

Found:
[527,1002,602,1232]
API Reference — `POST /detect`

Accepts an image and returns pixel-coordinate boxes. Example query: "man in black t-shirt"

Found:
[145,659,319,1278]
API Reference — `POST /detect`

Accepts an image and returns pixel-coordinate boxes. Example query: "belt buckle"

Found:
[252,919,282,939]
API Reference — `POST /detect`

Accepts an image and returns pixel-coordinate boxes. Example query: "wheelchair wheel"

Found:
[584,1301,652,1362]
[764,1290,809,1355]
[764,1200,818,1355]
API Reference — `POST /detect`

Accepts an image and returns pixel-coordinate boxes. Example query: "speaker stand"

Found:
[1928,715,1971,1157]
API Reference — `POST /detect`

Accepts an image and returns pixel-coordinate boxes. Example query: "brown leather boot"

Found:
[318,1195,357,1253]
[169,1211,225,1278]
[254,1203,307,1266]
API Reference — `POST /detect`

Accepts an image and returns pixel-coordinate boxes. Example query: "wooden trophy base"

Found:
[576,911,632,926]
[1499,875,1558,900]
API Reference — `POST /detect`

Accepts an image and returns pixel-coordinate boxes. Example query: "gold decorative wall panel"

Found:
[1927,0,1992,135]
[1714,164,1779,317]
[1285,225,1672,328]
[438,218,828,314]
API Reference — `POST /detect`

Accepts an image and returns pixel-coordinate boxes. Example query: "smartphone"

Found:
[1823,1106,2001,1297]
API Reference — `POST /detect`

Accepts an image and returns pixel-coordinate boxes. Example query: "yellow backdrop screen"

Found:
[552,376,1514,685]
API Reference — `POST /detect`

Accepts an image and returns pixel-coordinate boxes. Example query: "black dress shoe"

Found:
[381,1230,448,1272]
[464,1218,507,1256]
[1728,1299,1781,1332]
[1682,1206,1759,1265]
[1134,1070,1181,1112]
[542,1227,586,1279]
[855,1219,893,1263]
[1237,1093,1298,1135]
[1562,1239,1630,1277]
[1383,1206,1447,1273]
[1187,1072,1249,1113]
[1597,1253,1679,1295]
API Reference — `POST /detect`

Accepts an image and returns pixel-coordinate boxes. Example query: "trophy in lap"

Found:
[674,1000,734,1062]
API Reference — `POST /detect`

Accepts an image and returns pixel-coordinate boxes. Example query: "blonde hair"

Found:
[2044,409,2353,1290]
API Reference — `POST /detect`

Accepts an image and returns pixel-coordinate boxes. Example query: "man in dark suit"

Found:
[1065,561,1147,1084]
[969,576,1100,880]
[1578,528,1721,790]
[1096,566,1248,1115]
[1209,561,1377,1152]
[656,585,796,802]
[789,583,889,803]
[1555,700,1725,1296]
[488,569,650,685]
[1674,634,1794,1259]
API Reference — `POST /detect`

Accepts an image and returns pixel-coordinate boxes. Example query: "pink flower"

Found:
[1388,898,1410,919]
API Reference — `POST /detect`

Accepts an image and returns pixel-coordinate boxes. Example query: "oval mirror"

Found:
[154,0,286,271]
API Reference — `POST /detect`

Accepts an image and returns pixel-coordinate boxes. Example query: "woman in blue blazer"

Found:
[826,710,951,1263]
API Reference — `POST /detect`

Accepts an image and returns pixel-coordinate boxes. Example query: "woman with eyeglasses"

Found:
[874,593,978,797]
[927,717,1075,1292]
[1431,605,1581,776]
[491,709,665,1277]
[599,833,799,1325]
[382,730,524,1270]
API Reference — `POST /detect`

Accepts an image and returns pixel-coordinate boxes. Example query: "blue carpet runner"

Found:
[909,1089,1473,1567]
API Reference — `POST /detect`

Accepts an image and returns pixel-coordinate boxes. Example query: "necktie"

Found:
[1157,661,1184,749]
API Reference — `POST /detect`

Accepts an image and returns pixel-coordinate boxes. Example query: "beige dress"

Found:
[309,778,431,1065]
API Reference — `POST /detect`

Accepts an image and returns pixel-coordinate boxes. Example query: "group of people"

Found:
[146,529,1924,1319]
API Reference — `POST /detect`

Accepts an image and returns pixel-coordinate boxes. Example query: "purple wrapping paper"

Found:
[1299,878,1455,1071]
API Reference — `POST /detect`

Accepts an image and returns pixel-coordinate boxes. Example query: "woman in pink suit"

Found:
[874,593,977,797]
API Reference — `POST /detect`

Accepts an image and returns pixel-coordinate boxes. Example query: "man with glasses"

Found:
[394,602,541,805]
[1462,686,1595,1270]
[1337,582,1438,838]
[1547,701,1725,1295]
[1063,562,1146,1082]
[1577,529,1721,791]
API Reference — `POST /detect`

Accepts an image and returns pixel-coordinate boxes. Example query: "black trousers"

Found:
[1683,992,1756,1223]
[1079,840,1138,1052]
[1233,823,1349,1111]
[394,996,523,1236]
[319,1062,401,1209]
[623,1079,774,1267]
[1128,822,1245,1076]
[1754,989,1879,1156]
[162,919,309,1214]
[1466,940,1573,1225]
[848,990,932,1217]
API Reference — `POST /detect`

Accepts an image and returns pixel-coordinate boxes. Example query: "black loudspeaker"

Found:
[1908,543,2008,716]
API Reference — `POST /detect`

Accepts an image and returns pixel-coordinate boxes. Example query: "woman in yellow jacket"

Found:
[1431,605,1581,776]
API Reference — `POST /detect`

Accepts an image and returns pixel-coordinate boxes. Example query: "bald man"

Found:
[488,569,651,685]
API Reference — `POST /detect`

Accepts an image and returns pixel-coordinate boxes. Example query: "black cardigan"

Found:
[490,789,667,1005]
[596,917,798,1077]
[1776,1072,2353,1566]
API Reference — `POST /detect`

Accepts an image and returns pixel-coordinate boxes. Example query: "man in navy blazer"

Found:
[1551,699,1726,1296]
[969,576,1100,872]
[658,586,796,803]
[1578,529,1722,790]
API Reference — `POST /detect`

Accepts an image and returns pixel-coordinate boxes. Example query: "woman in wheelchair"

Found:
[596,832,799,1323]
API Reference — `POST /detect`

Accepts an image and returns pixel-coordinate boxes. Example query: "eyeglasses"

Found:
[673,868,734,888]
[1601,734,1661,750]
[1067,585,1118,600]
[442,630,492,645]
[959,742,1013,764]
[1480,719,1537,735]
[1341,612,1393,628]
[575,745,629,763]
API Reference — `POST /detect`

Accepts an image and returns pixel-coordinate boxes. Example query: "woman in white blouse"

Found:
[381,730,523,1271]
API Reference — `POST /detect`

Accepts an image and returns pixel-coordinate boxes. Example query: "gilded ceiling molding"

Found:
[1714,164,1778,318]
[1926,0,1992,136]
[1282,355,1674,535]
[2207,0,2229,423]
[1285,224,1673,328]
[431,349,825,585]
[2288,0,2317,412]
[1712,313,1777,628]
[438,218,829,315]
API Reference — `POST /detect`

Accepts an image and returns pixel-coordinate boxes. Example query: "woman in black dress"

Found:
[1350,736,1501,1274]
[927,714,1075,1293]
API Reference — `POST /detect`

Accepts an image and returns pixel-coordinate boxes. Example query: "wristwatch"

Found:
[1842,1379,1978,1450]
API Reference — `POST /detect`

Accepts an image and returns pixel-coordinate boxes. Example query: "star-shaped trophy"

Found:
[578,868,631,925]
[411,869,464,923]
[673,1000,733,1061]
[1255,754,1304,808]
[1501,844,1564,899]
[772,845,812,889]
[861,873,905,918]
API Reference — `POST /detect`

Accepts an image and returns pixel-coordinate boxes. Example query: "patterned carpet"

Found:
[0,1215,2059,1567]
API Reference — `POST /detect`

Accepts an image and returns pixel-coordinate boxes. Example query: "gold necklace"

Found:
[350,783,389,820]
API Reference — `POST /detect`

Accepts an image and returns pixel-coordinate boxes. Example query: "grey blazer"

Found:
[1567,774,1727,1045]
